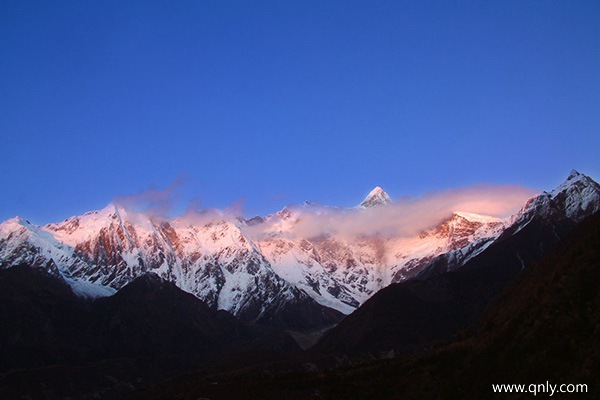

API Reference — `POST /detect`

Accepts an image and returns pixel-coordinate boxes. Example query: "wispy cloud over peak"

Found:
[113,176,186,219]
[245,184,537,240]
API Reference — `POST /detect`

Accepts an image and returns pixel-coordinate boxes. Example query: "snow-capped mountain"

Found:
[512,170,600,226]
[359,186,392,208]
[1,171,599,324]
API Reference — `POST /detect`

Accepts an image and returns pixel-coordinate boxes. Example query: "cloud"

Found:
[113,176,186,219]
[246,184,537,240]
[112,174,251,229]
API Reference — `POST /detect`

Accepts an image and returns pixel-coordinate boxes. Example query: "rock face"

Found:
[0,171,598,328]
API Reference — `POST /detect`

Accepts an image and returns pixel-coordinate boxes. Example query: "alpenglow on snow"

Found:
[1,171,599,322]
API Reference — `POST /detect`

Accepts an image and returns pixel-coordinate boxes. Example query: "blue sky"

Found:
[1,1,599,224]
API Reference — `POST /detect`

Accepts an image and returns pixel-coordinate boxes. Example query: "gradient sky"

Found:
[1,1,599,224]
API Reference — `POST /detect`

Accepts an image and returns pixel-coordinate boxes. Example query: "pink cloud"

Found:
[248,184,537,240]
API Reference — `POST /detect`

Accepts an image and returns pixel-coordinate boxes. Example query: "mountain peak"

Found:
[359,187,392,208]
[551,170,599,197]
[514,170,600,225]
[568,169,582,180]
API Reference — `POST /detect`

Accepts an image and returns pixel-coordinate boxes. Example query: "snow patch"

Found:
[63,276,116,299]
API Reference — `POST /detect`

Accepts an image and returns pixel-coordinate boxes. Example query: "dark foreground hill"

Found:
[0,269,299,399]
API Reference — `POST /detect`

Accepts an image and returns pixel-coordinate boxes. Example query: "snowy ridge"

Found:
[1,171,599,316]
[425,170,600,275]
[453,211,503,224]
[510,170,600,228]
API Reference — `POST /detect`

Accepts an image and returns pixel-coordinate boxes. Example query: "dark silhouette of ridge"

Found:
[0,270,299,399]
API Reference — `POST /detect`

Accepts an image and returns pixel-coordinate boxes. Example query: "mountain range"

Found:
[1,170,599,331]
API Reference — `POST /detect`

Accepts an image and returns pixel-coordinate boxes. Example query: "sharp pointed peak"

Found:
[552,169,598,195]
[359,186,392,208]
[567,169,584,181]
[518,169,600,222]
